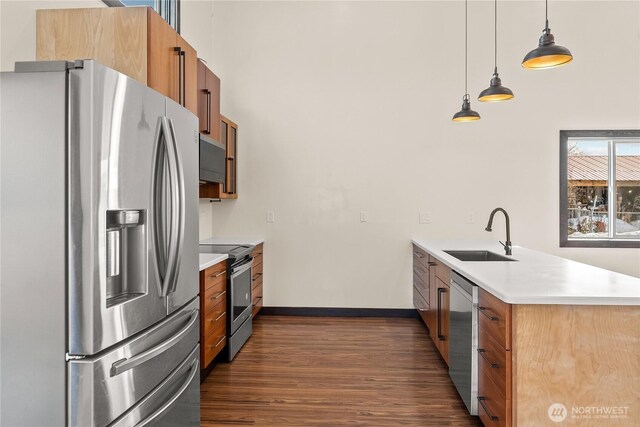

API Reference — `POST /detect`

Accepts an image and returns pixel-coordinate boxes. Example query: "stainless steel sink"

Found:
[443,250,517,262]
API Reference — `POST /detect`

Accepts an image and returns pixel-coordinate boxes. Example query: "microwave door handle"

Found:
[165,118,185,295]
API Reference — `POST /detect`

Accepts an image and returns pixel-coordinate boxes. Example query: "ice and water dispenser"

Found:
[106,209,146,307]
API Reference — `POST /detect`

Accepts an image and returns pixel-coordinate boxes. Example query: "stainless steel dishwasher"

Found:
[449,271,479,415]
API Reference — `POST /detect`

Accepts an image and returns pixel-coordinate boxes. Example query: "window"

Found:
[103,0,180,33]
[560,130,640,248]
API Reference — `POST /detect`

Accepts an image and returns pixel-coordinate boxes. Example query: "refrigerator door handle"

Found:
[110,308,198,377]
[135,360,198,427]
[152,116,180,298]
[165,118,185,296]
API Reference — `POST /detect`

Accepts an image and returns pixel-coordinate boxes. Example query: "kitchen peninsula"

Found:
[412,239,639,426]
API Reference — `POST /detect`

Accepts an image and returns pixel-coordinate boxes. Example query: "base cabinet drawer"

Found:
[202,305,226,340]
[478,362,510,427]
[478,330,511,400]
[252,297,263,317]
[251,243,264,317]
[413,263,429,286]
[203,280,227,313]
[478,288,512,350]
[413,275,429,303]
[202,330,226,368]
[413,287,429,326]
[200,259,228,369]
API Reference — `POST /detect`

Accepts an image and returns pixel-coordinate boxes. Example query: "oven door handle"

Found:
[231,258,253,278]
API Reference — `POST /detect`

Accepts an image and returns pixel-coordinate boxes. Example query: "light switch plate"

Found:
[266,210,275,223]
[419,211,432,224]
[360,211,368,222]
[467,212,475,224]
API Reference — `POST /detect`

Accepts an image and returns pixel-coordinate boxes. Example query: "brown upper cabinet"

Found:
[222,115,238,198]
[200,115,238,199]
[36,7,197,115]
[196,60,221,143]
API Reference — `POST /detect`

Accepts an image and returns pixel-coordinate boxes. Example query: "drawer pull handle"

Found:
[210,290,226,300]
[413,251,425,258]
[478,397,499,421]
[209,270,225,278]
[213,336,225,348]
[214,312,225,321]
[478,306,499,321]
[413,268,425,275]
[477,349,500,368]
[428,262,437,266]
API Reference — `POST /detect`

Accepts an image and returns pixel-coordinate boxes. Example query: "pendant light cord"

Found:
[494,0,497,70]
[465,0,468,95]
[545,0,549,31]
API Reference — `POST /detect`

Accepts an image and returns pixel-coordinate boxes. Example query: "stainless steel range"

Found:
[200,244,254,361]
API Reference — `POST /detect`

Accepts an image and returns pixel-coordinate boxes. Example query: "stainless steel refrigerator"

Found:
[0,60,200,427]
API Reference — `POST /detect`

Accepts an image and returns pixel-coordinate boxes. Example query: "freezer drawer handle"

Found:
[110,309,198,377]
[136,359,198,427]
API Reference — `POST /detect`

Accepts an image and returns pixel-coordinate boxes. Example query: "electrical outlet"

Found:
[266,210,275,223]
[467,211,475,224]
[360,211,368,223]
[419,211,432,224]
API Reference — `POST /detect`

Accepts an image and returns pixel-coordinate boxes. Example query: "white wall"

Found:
[180,0,217,239]
[209,1,640,309]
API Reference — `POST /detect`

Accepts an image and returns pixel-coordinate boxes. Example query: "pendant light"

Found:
[452,0,481,122]
[478,0,514,102]
[522,0,573,69]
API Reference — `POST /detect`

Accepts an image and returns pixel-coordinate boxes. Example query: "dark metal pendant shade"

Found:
[478,69,514,102]
[452,0,480,123]
[522,27,573,68]
[522,0,573,70]
[452,95,481,122]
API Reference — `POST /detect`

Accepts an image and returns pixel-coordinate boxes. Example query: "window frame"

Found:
[559,129,640,248]
[102,0,180,33]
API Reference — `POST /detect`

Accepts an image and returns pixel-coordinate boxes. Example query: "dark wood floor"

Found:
[201,315,482,426]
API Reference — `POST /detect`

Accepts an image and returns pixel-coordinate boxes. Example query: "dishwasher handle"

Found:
[437,287,445,341]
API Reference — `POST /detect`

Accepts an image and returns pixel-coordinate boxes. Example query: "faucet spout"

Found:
[485,207,512,255]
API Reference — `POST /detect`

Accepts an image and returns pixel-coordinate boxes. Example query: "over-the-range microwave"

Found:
[199,133,226,184]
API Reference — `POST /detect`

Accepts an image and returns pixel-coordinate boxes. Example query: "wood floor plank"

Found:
[201,316,482,426]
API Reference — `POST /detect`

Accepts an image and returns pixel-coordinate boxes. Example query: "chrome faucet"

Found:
[485,208,512,255]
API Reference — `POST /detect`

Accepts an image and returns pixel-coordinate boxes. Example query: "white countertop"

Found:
[199,253,228,271]
[200,237,265,246]
[412,239,640,306]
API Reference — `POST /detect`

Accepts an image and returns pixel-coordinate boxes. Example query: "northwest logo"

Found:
[548,403,568,422]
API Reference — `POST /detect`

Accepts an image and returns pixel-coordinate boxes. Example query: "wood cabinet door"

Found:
[147,8,178,100]
[36,8,148,84]
[196,60,208,134]
[206,68,221,143]
[176,33,197,115]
